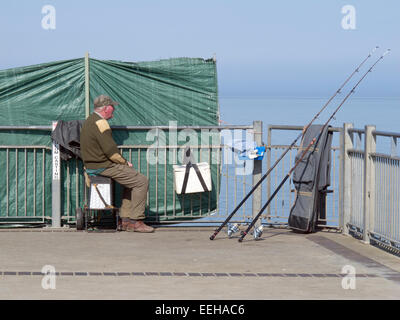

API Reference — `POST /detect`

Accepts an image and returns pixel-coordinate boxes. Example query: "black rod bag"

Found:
[288,125,333,233]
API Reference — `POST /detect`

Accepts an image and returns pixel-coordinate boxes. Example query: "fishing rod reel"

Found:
[253,225,264,240]
[227,222,263,240]
[236,224,264,240]
[227,223,240,238]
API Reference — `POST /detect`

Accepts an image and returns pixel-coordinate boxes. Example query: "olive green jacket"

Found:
[80,113,127,169]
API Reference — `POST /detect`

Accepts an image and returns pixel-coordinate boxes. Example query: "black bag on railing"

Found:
[51,120,84,160]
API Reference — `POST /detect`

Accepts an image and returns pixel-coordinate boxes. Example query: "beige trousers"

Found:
[100,163,148,220]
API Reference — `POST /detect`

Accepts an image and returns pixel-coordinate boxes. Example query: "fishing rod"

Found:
[238,48,391,243]
[209,46,379,241]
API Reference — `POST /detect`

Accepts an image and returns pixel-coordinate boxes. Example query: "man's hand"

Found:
[127,161,133,167]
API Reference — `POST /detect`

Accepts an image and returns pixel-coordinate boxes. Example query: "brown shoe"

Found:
[122,220,154,233]
[119,219,131,231]
[132,220,155,233]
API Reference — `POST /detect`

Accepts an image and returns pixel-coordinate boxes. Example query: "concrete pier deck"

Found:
[0,226,399,300]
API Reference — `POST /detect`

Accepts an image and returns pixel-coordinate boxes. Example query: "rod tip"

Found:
[383,49,391,57]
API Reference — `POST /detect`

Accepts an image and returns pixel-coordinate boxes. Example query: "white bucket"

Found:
[173,162,212,194]
[89,183,111,209]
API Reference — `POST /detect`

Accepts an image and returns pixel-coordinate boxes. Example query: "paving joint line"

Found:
[0,271,384,278]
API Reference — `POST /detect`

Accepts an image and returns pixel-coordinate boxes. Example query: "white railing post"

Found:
[266,125,271,217]
[363,125,376,243]
[52,121,61,228]
[252,121,263,228]
[341,123,353,235]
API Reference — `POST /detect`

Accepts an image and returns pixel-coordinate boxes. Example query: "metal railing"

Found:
[0,122,342,228]
[0,123,53,225]
[342,123,400,254]
[2,121,400,255]
[0,145,52,223]
[0,123,261,226]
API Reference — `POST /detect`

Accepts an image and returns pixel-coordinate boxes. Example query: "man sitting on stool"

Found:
[80,95,154,233]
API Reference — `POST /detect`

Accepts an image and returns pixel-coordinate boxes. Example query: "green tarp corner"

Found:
[0,56,220,223]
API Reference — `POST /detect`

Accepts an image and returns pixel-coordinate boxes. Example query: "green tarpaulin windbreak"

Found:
[0,56,220,224]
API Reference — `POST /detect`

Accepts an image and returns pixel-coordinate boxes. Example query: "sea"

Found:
[219,96,400,141]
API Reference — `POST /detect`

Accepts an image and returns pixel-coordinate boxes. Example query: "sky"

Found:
[0,0,399,97]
